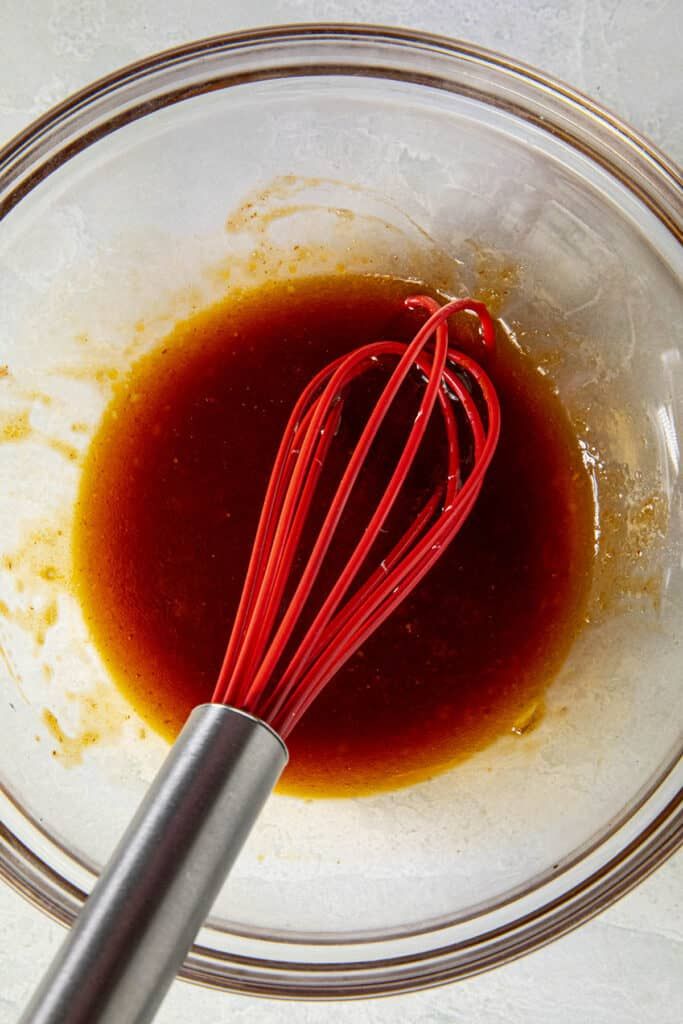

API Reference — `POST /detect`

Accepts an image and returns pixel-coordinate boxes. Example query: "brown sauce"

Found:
[73,274,595,796]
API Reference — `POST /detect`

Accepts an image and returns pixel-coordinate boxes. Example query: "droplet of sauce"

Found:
[73,274,595,796]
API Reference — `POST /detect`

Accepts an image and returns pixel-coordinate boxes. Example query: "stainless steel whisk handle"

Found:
[20,704,288,1024]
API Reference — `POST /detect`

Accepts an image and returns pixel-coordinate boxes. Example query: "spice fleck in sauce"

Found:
[73,275,595,796]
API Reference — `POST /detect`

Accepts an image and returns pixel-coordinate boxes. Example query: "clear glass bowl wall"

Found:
[0,27,681,997]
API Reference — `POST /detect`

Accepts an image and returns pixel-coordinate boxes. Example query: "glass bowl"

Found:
[0,25,681,998]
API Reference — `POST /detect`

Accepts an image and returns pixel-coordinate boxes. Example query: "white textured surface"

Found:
[0,3,681,1022]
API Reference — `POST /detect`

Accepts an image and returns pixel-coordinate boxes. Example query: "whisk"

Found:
[22,295,500,1024]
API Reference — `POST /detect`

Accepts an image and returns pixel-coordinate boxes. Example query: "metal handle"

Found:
[20,704,288,1024]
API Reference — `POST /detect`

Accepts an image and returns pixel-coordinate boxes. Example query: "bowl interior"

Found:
[0,39,681,981]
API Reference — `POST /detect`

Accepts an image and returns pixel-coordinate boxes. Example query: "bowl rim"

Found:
[0,22,681,999]
[0,24,681,232]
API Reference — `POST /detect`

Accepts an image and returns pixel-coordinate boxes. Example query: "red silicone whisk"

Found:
[23,294,500,1024]
[213,293,500,736]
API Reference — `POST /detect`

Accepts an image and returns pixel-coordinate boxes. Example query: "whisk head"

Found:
[211,294,500,737]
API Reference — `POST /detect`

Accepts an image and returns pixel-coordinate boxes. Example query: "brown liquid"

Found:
[73,274,595,796]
